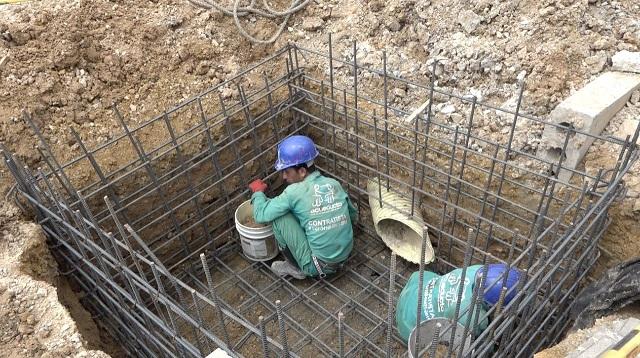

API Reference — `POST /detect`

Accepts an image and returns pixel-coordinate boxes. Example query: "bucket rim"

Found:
[235,199,273,231]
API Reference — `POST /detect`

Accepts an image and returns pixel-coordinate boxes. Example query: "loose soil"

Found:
[0,201,116,357]
[242,215,267,228]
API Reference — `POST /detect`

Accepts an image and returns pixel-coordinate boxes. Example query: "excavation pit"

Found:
[3,42,638,357]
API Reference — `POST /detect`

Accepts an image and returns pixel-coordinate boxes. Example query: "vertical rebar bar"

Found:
[321,81,329,151]
[386,252,397,357]
[570,182,589,227]
[458,269,485,357]
[590,168,604,194]
[373,109,383,208]
[219,93,249,181]
[414,225,430,358]
[149,262,188,358]
[619,119,640,174]
[499,268,528,357]
[199,253,231,347]
[112,106,190,264]
[427,322,441,358]
[326,36,338,176]
[238,84,269,180]
[489,287,508,340]
[338,311,345,358]
[196,96,235,249]
[383,50,390,191]
[447,228,475,358]
[553,125,574,180]
[23,111,76,199]
[331,88,338,176]
[124,223,168,273]
[103,196,147,279]
[162,111,215,250]
[76,195,118,264]
[471,264,489,339]
[384,118,390,192]
[342,89,351,195]
[70,128,131,222]
[410,93,421,217]
[484,84,525,245]
[507,228,519,264]
[468,142,500,228]
[3,152,38,211]
[190,288,208,353]
[528,164,553,242]
[275,300,290,358]
[608,135,630,187]
[38,170,86,256]
[441,126,461,264]
[293,43,300,76]
[259,315,270,358]
[263,75,280,143]
[328,33,335,100]
[352,40,362,215]
[456,95,477,192]
[418,60,438,191]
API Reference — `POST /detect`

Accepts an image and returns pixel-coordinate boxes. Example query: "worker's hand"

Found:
[249,179,268,193]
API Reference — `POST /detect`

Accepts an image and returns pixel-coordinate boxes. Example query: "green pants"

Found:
[272,213,339,277]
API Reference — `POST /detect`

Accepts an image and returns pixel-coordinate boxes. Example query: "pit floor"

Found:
[181,227,417,357]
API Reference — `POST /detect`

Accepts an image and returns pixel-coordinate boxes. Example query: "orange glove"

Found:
[249,179,268,193]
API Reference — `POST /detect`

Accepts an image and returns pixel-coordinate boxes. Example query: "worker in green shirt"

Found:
[395,263,522,343]
[248,135,358,279]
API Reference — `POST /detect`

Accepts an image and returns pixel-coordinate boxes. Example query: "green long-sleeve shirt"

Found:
[251,171,357,263]
[396,266,488,343]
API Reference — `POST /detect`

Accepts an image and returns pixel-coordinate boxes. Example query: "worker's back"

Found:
[396,266,488,342]
[284,171,356,263]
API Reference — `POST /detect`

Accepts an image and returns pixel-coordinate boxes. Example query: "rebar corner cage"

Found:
[3,40,638,358]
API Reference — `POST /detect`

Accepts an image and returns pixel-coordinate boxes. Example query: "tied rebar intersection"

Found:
[3,40,638,357]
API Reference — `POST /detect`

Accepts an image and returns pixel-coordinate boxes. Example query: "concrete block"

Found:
[566,317,640,358]
[612,50,640,73]
[538,71,640,181]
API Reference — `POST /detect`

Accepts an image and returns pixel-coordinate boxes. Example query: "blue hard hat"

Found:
[274,135,319,171]
[476,264,522,307]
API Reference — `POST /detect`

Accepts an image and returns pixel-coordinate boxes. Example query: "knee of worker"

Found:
[271,213,305,244]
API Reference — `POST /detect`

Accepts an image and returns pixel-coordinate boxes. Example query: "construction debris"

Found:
[539,71,640,181]
[535,314,640,358]
[567,318,640,358]
[612,50,640,74]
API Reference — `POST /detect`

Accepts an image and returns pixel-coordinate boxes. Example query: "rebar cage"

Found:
[3,41,638,358]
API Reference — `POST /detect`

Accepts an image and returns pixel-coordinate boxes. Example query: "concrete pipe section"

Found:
[367,179,434,264]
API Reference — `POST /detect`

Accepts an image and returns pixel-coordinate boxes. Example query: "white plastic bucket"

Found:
[234,200,279,262]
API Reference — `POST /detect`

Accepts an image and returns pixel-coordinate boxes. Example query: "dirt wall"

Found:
[0,201,116,357]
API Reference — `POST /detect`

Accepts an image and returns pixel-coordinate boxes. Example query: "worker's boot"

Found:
[271,260,306,280]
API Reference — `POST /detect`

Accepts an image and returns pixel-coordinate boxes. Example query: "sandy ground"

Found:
[1,0,640,356]
[0,201,114,357]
